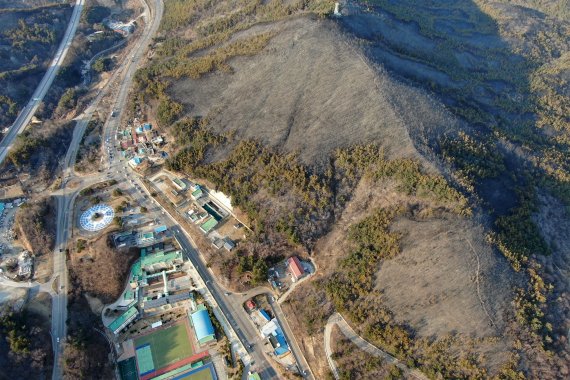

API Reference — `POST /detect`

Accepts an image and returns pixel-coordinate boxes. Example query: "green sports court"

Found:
[134,321,195,377]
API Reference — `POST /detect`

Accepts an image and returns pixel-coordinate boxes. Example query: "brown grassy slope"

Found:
[170,16,453,166]
[283,174,515,377]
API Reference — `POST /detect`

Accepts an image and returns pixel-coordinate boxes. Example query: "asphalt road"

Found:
[0,0,85,165]
[49,0,160,378]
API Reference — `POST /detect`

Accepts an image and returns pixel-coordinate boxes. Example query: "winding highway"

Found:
[0,0,85,165]
[50,0,161,378]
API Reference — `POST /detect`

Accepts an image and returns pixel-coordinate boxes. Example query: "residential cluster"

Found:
[243,296,297,370]
[114,120,167,171]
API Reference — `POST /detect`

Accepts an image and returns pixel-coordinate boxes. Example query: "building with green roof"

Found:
[191,186,203,200]
[248,372,261,380]
[108,306,139,335]
[199,218,218,234]
[130,250,183,288]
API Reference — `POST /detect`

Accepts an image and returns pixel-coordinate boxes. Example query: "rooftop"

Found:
[199,218,218,234]
[108,306,138,333]
[288,256,305,279]
[190,305,216,345]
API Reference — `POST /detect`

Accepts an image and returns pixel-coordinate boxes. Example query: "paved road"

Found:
[0,0,85,165]
[268,296,314,379]
[324,313,428,380]
[50,1,160,378]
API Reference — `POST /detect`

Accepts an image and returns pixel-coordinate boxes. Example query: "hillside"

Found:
[132,0,569,378]
[0,1,72,129]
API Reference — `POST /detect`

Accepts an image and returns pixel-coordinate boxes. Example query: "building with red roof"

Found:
[245,299,256,311]
[287,256,305,281]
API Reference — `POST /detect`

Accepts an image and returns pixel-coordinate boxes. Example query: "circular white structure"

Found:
[80,204,114,232]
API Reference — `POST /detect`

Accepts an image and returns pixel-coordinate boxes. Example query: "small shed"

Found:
[223,237,235,251]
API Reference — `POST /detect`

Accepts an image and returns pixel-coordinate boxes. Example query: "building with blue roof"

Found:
[129,156,144,169]
[190,305,216,345]
[154,225,168,234]
[259,309,271,322]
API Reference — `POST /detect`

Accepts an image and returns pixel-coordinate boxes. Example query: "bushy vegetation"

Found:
[0,307,53,378]
[135,0,336,108]
[4,19,56,49]
[15,198,55,257]
[92,56,112,73]
[326,208,402,309]
[440,132,506,187]
[323,207,496,378]
[0,94,17,118]
[0,4,71,128]
[331,325,396,380]
[75,118,103,173]
[81,4,110,25]
[491,187,551,271]
[7,120,74,181]
[335,144,470,214]
[57,87,78,111]
[156,96,183,127]
[8,131,44,169]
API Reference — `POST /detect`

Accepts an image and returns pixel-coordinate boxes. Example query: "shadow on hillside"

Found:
[337,0,545,216]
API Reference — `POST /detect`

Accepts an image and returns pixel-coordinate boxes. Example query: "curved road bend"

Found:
[0,0,85,165]
[324,313,428,380]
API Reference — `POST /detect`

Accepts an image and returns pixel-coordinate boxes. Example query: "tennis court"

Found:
[134,321,194,374]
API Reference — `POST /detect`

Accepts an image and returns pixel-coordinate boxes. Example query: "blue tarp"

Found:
[274,332,290,355]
